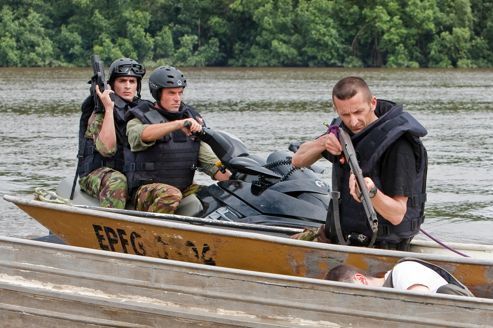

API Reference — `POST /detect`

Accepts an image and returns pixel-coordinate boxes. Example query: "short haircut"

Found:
[324,264,361,283]
[332,76,372,103]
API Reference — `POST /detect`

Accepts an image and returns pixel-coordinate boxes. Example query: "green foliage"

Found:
[174,34,199,66]
[54,26,85,66]
[0,0,492,67]
[0,6,54,66]
[296,0,345,66]
[194,38,223,66]
[429,27,473,67]
[154,26,175,61]
[0,6,21,66]
[122,9,154,61]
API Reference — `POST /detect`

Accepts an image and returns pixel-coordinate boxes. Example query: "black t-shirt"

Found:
[379,136,417,197]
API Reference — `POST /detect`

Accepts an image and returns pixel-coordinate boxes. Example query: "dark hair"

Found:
[324,264,362,283]
[332,76,372,102]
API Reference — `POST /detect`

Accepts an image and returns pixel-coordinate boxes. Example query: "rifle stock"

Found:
[338,128,379,237]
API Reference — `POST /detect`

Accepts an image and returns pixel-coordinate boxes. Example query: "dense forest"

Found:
[1,0,493,68]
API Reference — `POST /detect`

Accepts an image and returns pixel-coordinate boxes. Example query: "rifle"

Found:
[337,127,378,247]
[90,54,108,113]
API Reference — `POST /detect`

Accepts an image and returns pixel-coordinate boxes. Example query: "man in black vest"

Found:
[292,76,427,250]
[124,66,230,213]
[78,58,146,208]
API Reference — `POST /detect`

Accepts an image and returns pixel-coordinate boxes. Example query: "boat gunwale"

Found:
[1,235,492,306]
[5,194,493,267]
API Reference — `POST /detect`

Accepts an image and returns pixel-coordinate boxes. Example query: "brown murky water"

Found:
[1,67,493,244]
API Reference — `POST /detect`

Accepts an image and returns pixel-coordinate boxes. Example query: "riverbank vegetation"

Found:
[1,0,492,68]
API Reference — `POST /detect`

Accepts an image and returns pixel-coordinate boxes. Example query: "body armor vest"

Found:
[124,102,202,194]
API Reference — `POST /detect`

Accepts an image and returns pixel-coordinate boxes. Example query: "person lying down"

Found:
[325,258,474,297]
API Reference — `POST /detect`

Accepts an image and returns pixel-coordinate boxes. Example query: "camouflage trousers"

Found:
[79,167,128,209]
[134,183,203,214]
[290,224,331,243]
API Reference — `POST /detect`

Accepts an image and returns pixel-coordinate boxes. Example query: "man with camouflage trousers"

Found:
[78,58,146,208]
[124,66,230,213]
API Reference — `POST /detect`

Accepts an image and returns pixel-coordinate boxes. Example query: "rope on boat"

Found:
[34,187,71,205]
[419,228,469,257]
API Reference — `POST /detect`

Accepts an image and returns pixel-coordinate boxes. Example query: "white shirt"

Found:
[385,261,448,292]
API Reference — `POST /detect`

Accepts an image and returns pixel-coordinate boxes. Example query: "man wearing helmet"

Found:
[77,58,146,208]
[124,66,230,214]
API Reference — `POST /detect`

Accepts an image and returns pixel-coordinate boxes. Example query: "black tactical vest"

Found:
[123,101,202,194]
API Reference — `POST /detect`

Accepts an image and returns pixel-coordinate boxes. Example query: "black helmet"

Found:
[108,58,146,82]
[148,66,187,101]
[108,58,146,97]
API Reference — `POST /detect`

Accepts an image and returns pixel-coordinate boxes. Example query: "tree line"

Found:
[1,0,492,68]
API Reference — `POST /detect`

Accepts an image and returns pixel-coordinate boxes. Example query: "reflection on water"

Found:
[1,67,493,243]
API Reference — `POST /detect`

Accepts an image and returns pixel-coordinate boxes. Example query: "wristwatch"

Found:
[369,186,378,198]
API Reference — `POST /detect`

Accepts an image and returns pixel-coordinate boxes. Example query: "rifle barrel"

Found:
[338,129,378,233]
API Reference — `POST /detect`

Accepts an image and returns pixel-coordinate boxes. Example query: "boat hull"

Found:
[1,236,492,327]
[4,195,493,299]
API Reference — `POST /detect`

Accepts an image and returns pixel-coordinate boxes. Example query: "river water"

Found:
[1,67,493,244]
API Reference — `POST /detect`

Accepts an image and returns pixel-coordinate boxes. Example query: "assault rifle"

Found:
[337,127,378,247]
[90,54,108,113]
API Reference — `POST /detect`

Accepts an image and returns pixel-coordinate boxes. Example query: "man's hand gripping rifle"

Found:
[90,54,109,113]
[333,126,379,247]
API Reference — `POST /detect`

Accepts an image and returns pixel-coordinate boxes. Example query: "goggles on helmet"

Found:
[115,63,145,75]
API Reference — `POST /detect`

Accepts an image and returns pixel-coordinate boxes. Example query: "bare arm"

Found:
[372,193,407,225]
[350,175,407,225]
[292,133,342,168]
[140,118,202,142]
[95,87,116,151]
